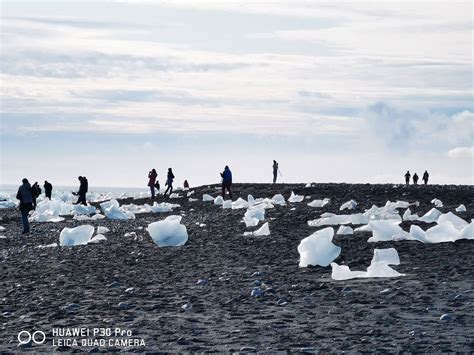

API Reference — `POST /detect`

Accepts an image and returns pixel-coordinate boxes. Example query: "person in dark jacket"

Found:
[404,171,411,185]
[31,182,41,209]
[148,169,158,198]
[183,180,189,189]
[220,165,233,199]
[73,176,87,205]
[423,170,429,185]
[44,180,53,200]
[273,160,279,184]
[16,178,34,234]
[413,173,419,185]
[164,168,175,195]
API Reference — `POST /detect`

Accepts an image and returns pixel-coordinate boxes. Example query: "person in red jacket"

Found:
[148,169,158,199]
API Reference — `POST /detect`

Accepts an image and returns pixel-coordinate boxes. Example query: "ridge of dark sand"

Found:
[1,183,473,352]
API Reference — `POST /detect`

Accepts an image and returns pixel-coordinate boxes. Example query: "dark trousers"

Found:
[273,171,277,183]
[164,184,173,195]
[222,183,232,199]
[21,210,30,233]
[46,192,52,200]
[76,193,87,205]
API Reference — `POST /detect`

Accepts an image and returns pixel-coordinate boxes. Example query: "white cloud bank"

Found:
[447,147,474,159]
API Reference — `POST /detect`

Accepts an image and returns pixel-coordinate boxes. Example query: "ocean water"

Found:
[0,184,148,197]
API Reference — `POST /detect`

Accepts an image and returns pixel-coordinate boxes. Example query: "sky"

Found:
[0,0,473,188]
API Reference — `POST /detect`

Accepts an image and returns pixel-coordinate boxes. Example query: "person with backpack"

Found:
[31,181,41,209]
[220,165,233,199]
[164,168,175,195]
[423,170,429,185]
[413,173,419,185]
[44,180,53,200]
[148,169,158,198]
[73,176,87,205]
[273,160,279,184]
[404,171,411,185]
[16,178,34,234]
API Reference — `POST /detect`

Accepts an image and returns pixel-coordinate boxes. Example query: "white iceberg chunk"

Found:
[431,198,443,208]
[100,200,135,220]
[437,212,468,230]
[247,194,255,205]
[222,200,232,209]
[73,213,105,221]
[354,224,372,233]
[455,204,467,212]
[298,227,341,267]
[308,213,368,227]
[368,220,409,242]
[169,193,182,199]
[97,226,110,234]
[231,198,250,209]
[418,208,442,223]
[59,225,95,246]
[271,194,286,206]
[340,199,357,211]
[243,206,265,227]
[307,198,330,208]
[214,196,224,206]
[288,191,304,203]
[371,247,400,265]
[403,208,419,221]
[336,226,353,235]
[147,215,188,247]
[245,222,271,236]
[202,194,214,202]
[89,234,107,244]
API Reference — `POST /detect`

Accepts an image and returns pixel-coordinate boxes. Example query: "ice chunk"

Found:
[202,194,214,202]
[307,198,330,208]
[97,226,110,234]
[59,225,95,246]
[403,208,419,221]
[149,202,180,213]
[438,212,468,230]
[288,191,304,203]
[186,190,195,197]
[368,220,409,242]
[73,204,97,215]
[243,206,265,227]
[431,198,443,208]
[89,234,107,244]
[298,227,341,267]
[188,198,198,202]
[147,215,188,247]
[308,213,368,227]
[73,213,105,221]
[336,226,353,235]
[222,200,232,209]
[245,222,271,236]
[231,198,249,209]
[37,242,58,248]
[271,194,286,206]
[460,222,473,239]
[214,196,224,206]
[247,194,255,205]
[169,193,182,199]
[331,248,404,280]
[340,199,357,211]
[418,208,442,223]
[100,200,135,220]
[409,225,429,243]
[354,224,372,233]
[455,204,467,212]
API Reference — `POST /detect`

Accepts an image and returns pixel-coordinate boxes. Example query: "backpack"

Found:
[154,181,160,190]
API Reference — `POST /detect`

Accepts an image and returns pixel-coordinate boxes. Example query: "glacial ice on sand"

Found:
[455,204,467,212]
[431,198,444,208]
[271,194,286,206]
[307,198,330,208]
[214,196,224,206]
[202,194,214,202]
[100,200,135,220]
[88,234,107,243]
[298,227,341,267]
[147,215,188,247]
[331,248,404,280]
[403,208,419,221]
[418,208,442,223]
[288,191,304,203]
[244,222,270,236]
[336,226,353,235]
[231,198,250,209]
[340,200,357,211]
[367,220,409,242]
[222,200,232,209]
[97,226,109,234]
[243,206,265,227]
[59,225,95,246]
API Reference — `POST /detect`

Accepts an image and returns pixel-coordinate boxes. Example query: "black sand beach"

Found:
[1,183,473,352]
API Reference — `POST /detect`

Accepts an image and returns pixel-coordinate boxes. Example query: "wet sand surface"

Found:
[1,183,473,352]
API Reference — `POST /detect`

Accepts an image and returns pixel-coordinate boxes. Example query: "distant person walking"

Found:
[31,181,41,209]
[413,173,419,185]
[164,168,175,195]
[221,165,233,199]
[183,180,189,189]
[148,169,158,198]
[404,171,411,185]
[423,170,429,185]
[44,180,53,200]
[73,176,87,205]
[273,160,279,183]
[16,178,34,234]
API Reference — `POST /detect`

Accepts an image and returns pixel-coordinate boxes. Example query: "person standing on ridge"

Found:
[44,180,53,200]
[148,169,158,199]
[221,165,233,199]
[164,168,175,195]
[413,173,419,185]
[273,160,279,183]
[73,176,87,205]
[31,181,41,209]
[16,178,34,234]
[404,171,411,185]
[423,170,429,185]
[183,180,189,189]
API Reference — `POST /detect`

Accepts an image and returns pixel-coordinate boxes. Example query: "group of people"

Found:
[147,168,179,199]
[404,170,429,185]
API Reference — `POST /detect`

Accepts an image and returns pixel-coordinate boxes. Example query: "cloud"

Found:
[447,146,474,159]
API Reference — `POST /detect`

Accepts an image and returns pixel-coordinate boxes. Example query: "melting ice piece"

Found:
[455,204,467,212]
[418,208,442,223]
[354,224,372,233]
[222,200,232,209]
[214,196,224,206]
[288,191,304,203]
[308,213,368,227]
[403,208,419,221]
[244,222,271,236]
[298,227,341,267]
[437,212,468,230]
[89,234,107,244]
[431,198,443,208]
[100,200,135,220]
[271,194,286,206]
[307,198,330,208]
[189,198,198,202]
[60,225,95,246]
[247,195,255,205]
[340,200,357,211]
[336,226,353,235]
[186,190,195,197]
[169,193,182,199]
[97,226,110,234]
[243,207,265,227]
[73,214,105,221]
[147,215,188,247]
[231,198,249,209]
[368,220,409,242]
[331,248,404,280]
[202,194,214,202]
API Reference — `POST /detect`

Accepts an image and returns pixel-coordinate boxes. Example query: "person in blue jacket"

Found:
[16,178,34,234]
[220,165,233,199]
